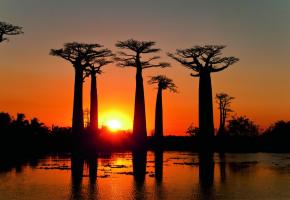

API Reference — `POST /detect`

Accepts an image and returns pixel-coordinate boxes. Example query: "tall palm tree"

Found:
[115,39,169,149]
[168,45,239,148]
[148,75,177,140]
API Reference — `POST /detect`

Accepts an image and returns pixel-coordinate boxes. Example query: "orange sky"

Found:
[0,0,290,135]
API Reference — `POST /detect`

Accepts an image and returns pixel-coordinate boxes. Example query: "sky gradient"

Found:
[1,0,290,135]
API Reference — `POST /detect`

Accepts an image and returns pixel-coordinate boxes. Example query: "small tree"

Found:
[115,39,169,148]
[264,121,290,138]
[148,75,177,139]
[186,123,199,137]
[263,121,290,151]
[227,116,259,137]
[215,93,234,135]
[0,112,11,127]
[0,21,23,43]
[168,45,239,146]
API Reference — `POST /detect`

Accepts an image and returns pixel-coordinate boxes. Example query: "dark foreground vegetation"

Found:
[1,112,290,157]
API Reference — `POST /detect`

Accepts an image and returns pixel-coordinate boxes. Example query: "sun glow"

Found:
[100,110,132,132]
[107,119,122,131]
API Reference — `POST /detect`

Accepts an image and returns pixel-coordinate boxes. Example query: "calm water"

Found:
[1,152,290,200]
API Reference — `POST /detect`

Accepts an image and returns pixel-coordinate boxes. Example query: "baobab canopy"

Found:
[168,45,239,77]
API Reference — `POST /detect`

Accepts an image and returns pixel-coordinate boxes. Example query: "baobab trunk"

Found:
[154,87,163,139]
[133,67,147,149]
[218,109,226,136]
[72,66,84,139]
[218,103,224,136]
[198,71,214,148]
[90,73,98,132]
[219,105,223,131]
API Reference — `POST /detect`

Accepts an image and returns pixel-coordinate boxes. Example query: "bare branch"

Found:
[83,71,90,82]
[142,62,170,69]
[190,72,200,77]
[144,56,160,62]
[0,21,23,43]
[167,52,200,71]
[87,58,113,75]
[114,57,136,67]
[142,48,160,53]
[211,57,239,72]
[116,51,136,58]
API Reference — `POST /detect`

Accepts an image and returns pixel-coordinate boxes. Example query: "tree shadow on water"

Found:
[154,150,163,183]
[132,149,147,199]
[70,153,98,200]
[70,154,84,200]
[198,152,215,199]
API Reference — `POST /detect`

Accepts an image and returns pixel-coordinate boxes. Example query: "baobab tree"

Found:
[168,45,239,145]
[148,75,177,140]
[50,43,107,146]
[215,93,234,136]
[115,39,170,148]
[85,51,113,132]
[0,21,23,43]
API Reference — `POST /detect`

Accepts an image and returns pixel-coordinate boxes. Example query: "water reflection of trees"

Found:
[70,155,84,200]
[70,153,98,200]
[198,152,215,200]
[0,156,40,174]
[219,153,226,183]
[131,150,165,199]
[132,150,147,183]
[199,152,214,188]
[155,150,163,182]
[132,150,147,200]
[154,150,165,200]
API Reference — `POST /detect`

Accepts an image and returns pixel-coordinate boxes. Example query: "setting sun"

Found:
[107,119,122,131]
[99,110,132,132]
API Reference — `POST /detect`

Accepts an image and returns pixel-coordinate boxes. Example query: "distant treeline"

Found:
[0,112,290,154]
[0,112,72,156]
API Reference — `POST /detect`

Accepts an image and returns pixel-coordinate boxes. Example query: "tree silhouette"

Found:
[227,115,259,137]
[168,45,239,146]
[0,21,23,43]
[186,123,199,137]
[0,112,11,127]
[115,39,170,148]
[84,47,113,132]
[148,75,177,140]
[263,120,290,151]
[215,93,234,136]
[264,121,290,138]
[50,43,107,148]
